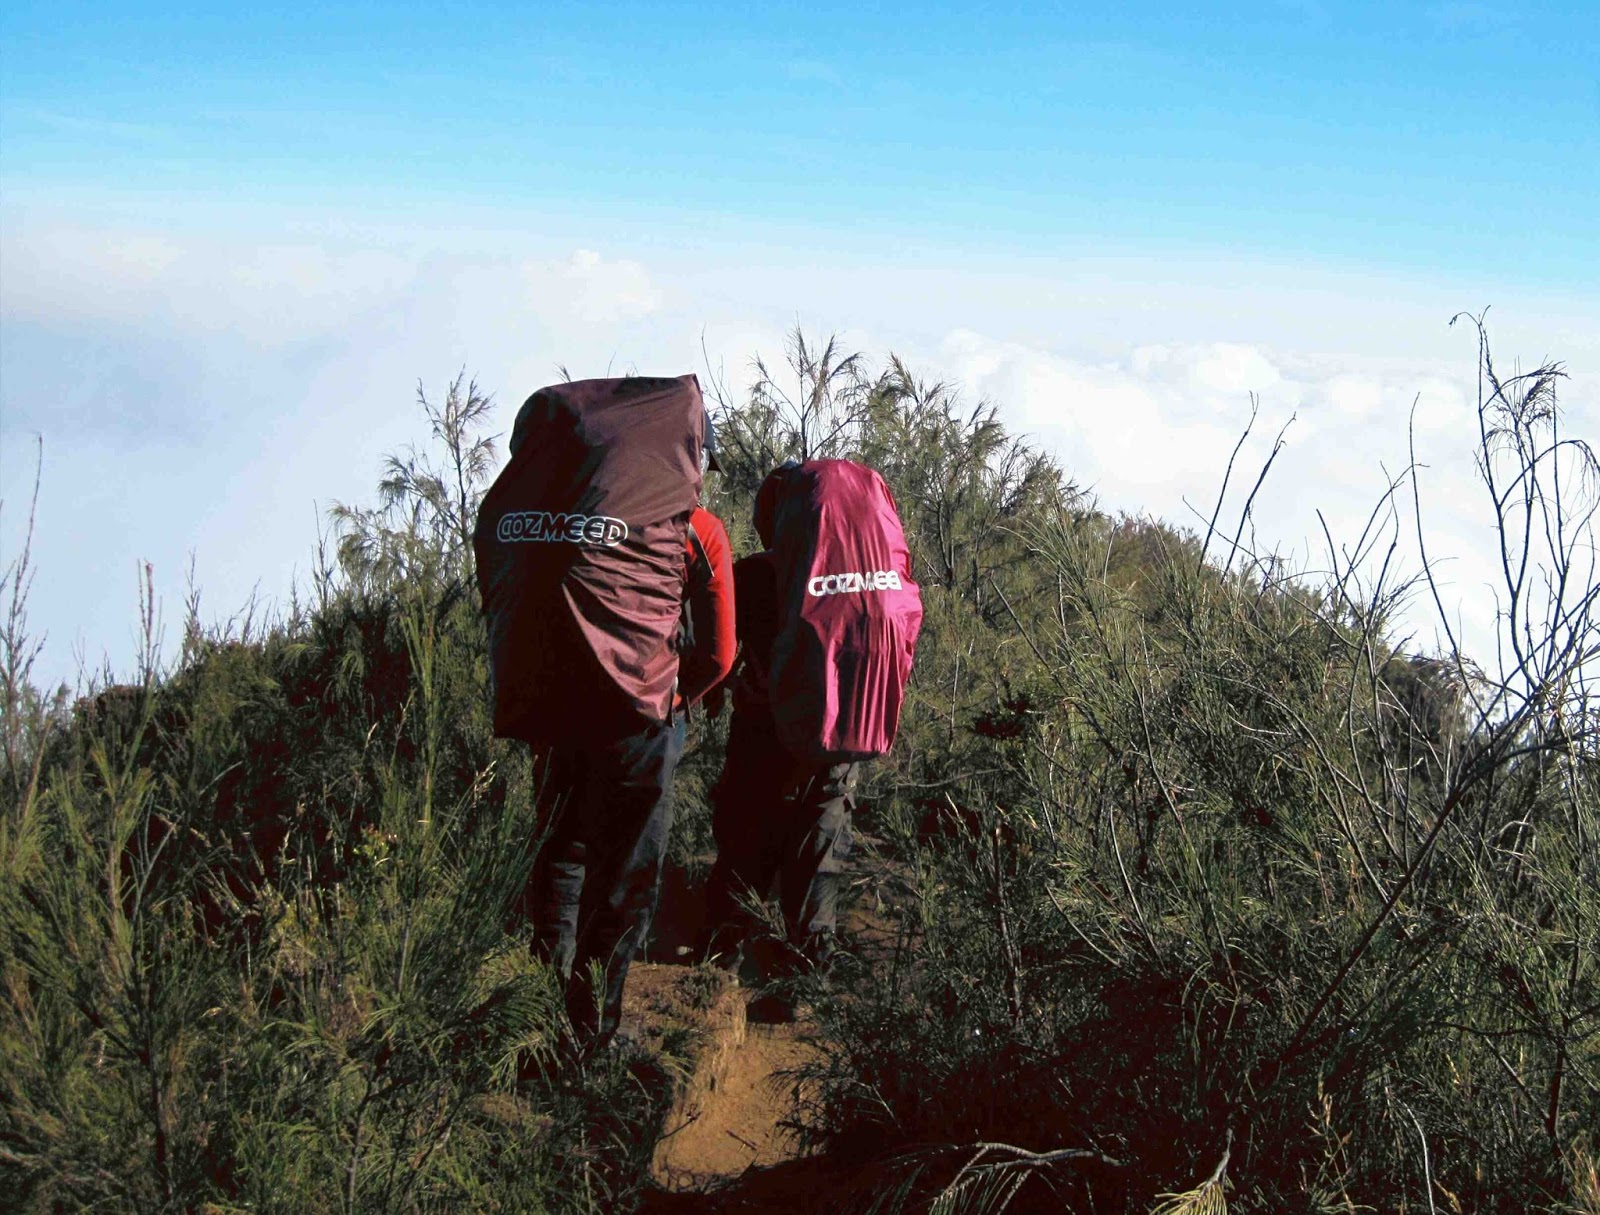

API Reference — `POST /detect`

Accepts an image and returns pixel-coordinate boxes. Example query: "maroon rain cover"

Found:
[767,459,923,764]
[473,375,705,744]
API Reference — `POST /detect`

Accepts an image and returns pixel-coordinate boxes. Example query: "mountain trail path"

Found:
[620,858,915,1211]
[622,963,826,1205]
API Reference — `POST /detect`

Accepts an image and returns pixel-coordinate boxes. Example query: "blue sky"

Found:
[2,1,1597,687]
[6,2,1596,277]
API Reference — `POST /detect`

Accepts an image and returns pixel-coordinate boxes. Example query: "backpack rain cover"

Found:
[473,375,705,744]
[766,459,923,764]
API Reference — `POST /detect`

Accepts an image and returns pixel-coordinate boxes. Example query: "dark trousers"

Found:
[702,708,858,972]
[527,717,686,1048]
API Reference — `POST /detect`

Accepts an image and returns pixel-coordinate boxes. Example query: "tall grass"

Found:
[0,378,680,1212]
[775,318,1598,1212]
[1,323,1593,1213]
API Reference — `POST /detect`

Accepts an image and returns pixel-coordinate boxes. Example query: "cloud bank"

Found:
[2,212,1593,690]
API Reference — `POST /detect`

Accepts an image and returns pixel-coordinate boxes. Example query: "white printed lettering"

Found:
[497,510,629,546]
[804,568,907,596]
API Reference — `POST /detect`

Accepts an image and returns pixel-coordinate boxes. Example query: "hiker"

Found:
[473,376,735,1053]
[700,459,922,985]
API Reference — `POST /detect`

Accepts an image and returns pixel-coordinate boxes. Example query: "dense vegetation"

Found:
[3,319,1596,1213]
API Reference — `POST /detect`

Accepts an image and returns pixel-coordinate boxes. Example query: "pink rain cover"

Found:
[768,460,923,763]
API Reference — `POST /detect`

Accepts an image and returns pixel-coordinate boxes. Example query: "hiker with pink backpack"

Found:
[700,459,922,986]
[473,375,735,1054]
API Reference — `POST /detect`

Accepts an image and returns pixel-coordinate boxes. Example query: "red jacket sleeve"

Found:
[679,507,737,707]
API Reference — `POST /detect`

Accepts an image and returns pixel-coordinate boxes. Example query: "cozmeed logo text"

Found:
[807,570,904,597]
[497,511,629,546]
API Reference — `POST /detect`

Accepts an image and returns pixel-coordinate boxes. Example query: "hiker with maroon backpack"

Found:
[473,375,734,1054]
[700,459,922,983]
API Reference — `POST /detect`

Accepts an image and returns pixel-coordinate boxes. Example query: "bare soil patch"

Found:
[620,964,824,1192]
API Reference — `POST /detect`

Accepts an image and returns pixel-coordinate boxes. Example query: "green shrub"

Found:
[2,325,1593,1213]
[721,322,1598,1214]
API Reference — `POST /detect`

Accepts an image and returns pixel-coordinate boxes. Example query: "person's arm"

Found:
[679,509,737,707]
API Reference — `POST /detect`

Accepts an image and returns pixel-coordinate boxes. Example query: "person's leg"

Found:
[700,710,793,967]
[567,717,687,1048]
[778,761,859,973]
[525,746,584,981]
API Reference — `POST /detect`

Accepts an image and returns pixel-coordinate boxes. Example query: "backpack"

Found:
[472,375,706,745]
[764,459,923,764]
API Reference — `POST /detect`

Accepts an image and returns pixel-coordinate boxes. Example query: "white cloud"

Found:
[941,331,1301,505]
[526,249,663,326]
[1,230,657,358]
[0,224,692,689]
[223,245,417,334]
[923,324,1593,668]
[1131,341,1284,402]
[1412,376,1471,431]
[2,209,1595,690]
[1318,373,1385,420]
[1,221,418,345]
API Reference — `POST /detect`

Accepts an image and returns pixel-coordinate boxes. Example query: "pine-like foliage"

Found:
[714,322,1597,1215]
[2,320,1595,1213]
[0,377,676,1213]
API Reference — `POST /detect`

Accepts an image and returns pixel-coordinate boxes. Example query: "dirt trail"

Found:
[621,960,1113,1215]
[652,1019,821,1187]
[621,964,824,1196]
[620,858,916,1211]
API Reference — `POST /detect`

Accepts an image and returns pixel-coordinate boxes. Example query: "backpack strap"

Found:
[685,516,713,592]
[676,515,722,724]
